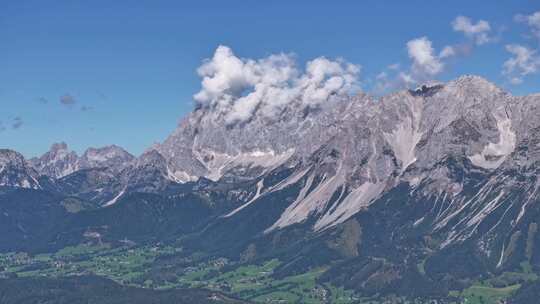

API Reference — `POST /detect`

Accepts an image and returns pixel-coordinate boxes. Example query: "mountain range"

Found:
[1,75,540,302]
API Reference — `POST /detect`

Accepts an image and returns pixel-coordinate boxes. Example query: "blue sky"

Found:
[1,0,539,157]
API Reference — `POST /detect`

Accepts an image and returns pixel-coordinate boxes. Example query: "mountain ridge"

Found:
[1,74,539,237]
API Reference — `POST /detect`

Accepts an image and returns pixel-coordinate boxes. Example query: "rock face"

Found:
[30,142,79,178]
[78,145,135,172]
[31,143,134,179]
[0,149,41,189]
[155,75,538,235]
[27,143,135,205]
[121,149,177,193]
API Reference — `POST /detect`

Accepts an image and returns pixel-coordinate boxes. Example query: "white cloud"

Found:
[407,37,444,78]
[299,57,360,106]
[193,45,254,107]
[372,16,491,94]
[399,72,415,85]
[194,45,361,124]
[515,11,540,39]
[503,44,540,84]
[439,45,456,58]
[452,16,492,45]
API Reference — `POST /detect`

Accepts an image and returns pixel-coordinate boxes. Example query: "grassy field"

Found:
[0,244,176,284]
[448,270,538,304]
[460,284,521,304]
[175,258,357,303]
[0,245,358,303]
[2,244,537,303]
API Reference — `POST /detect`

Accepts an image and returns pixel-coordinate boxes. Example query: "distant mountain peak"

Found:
[80,145,134,166]
[30,142,79,179]
[31,143,135,179]
[0,149,41,189]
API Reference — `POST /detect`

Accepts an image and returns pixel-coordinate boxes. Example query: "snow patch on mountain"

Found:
[383,119,423,171]
[103,188,126,207]
[469,115,516,169]
[194,149,295,181]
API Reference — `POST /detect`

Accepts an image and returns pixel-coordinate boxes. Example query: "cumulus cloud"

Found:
[382,17,490,90]
[515,11,540,40]
[60,94,77,106]
[407,37,445,77]
[11,117,23,130]
[452,15,493,45]
[503,44,540,84]
[193,45,361,124]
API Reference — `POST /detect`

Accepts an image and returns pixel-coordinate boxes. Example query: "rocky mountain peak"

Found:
[50,142,69,153]
[31,143,136,179]
[76,145,134,174]
[81,145,133,163]
[452,74,503,91]
[30,142,79,179]
[157,76,507,180]
[0,149,26,167]
[135,149,167,168]
[0,149,41,189]
[154,75,540,233]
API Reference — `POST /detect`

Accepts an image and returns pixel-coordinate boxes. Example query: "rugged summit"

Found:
[8,76,539,234]
[29,142,79,178]
[154,75,534,233]
[0,149,41,189]
[78,145,135,172]
[30,143,134,179]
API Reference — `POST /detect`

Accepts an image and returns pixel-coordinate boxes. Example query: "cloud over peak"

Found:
[406,37,445,78]
[372,36,454,93]
[194,45,361,124]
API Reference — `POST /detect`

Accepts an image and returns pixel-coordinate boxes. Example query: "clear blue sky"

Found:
[1,0,539,157]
